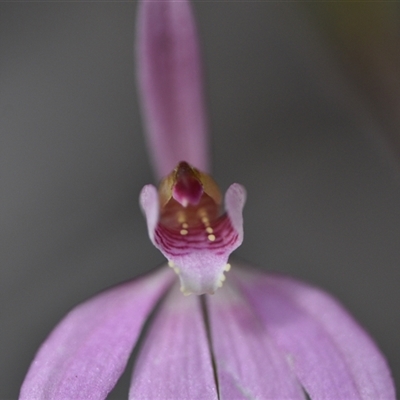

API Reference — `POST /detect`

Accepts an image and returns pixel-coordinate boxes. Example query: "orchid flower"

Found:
[20,0,395,399]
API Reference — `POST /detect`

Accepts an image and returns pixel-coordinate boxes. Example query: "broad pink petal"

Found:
[266,273,396,400]
[207,281,304,399]
[140,183,246,295]
[129,284,218,400]
[233,266,395,400]
[136,0,209,179]
[20,268,175,400]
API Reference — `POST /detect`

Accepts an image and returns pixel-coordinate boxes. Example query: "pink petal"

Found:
[233,266,395,400]
[206,281,304,399]
[20,268,175,400]
[224,183,246,243]
[136,0,209,179]
[129,283,218,400]
[139,184,159,242]
[266,273,396,400]
[140,183,246,295]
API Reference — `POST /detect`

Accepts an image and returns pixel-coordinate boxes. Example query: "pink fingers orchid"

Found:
[20,0,395,399]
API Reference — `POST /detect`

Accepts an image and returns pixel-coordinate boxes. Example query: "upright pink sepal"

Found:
[129,284,218,399]
[19,268,175,400]
[136,0,209,179]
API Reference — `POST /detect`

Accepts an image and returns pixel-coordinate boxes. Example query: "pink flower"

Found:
[20,0,395,399]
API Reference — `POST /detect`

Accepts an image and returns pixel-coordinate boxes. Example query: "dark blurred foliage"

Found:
[307,2,400,157]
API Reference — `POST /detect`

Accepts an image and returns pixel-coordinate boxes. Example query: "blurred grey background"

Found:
[1,2,399,399]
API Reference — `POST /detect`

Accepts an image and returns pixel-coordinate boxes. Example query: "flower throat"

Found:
[158,161,222,242]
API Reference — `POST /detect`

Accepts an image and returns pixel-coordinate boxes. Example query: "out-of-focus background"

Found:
[1,2,399,398]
